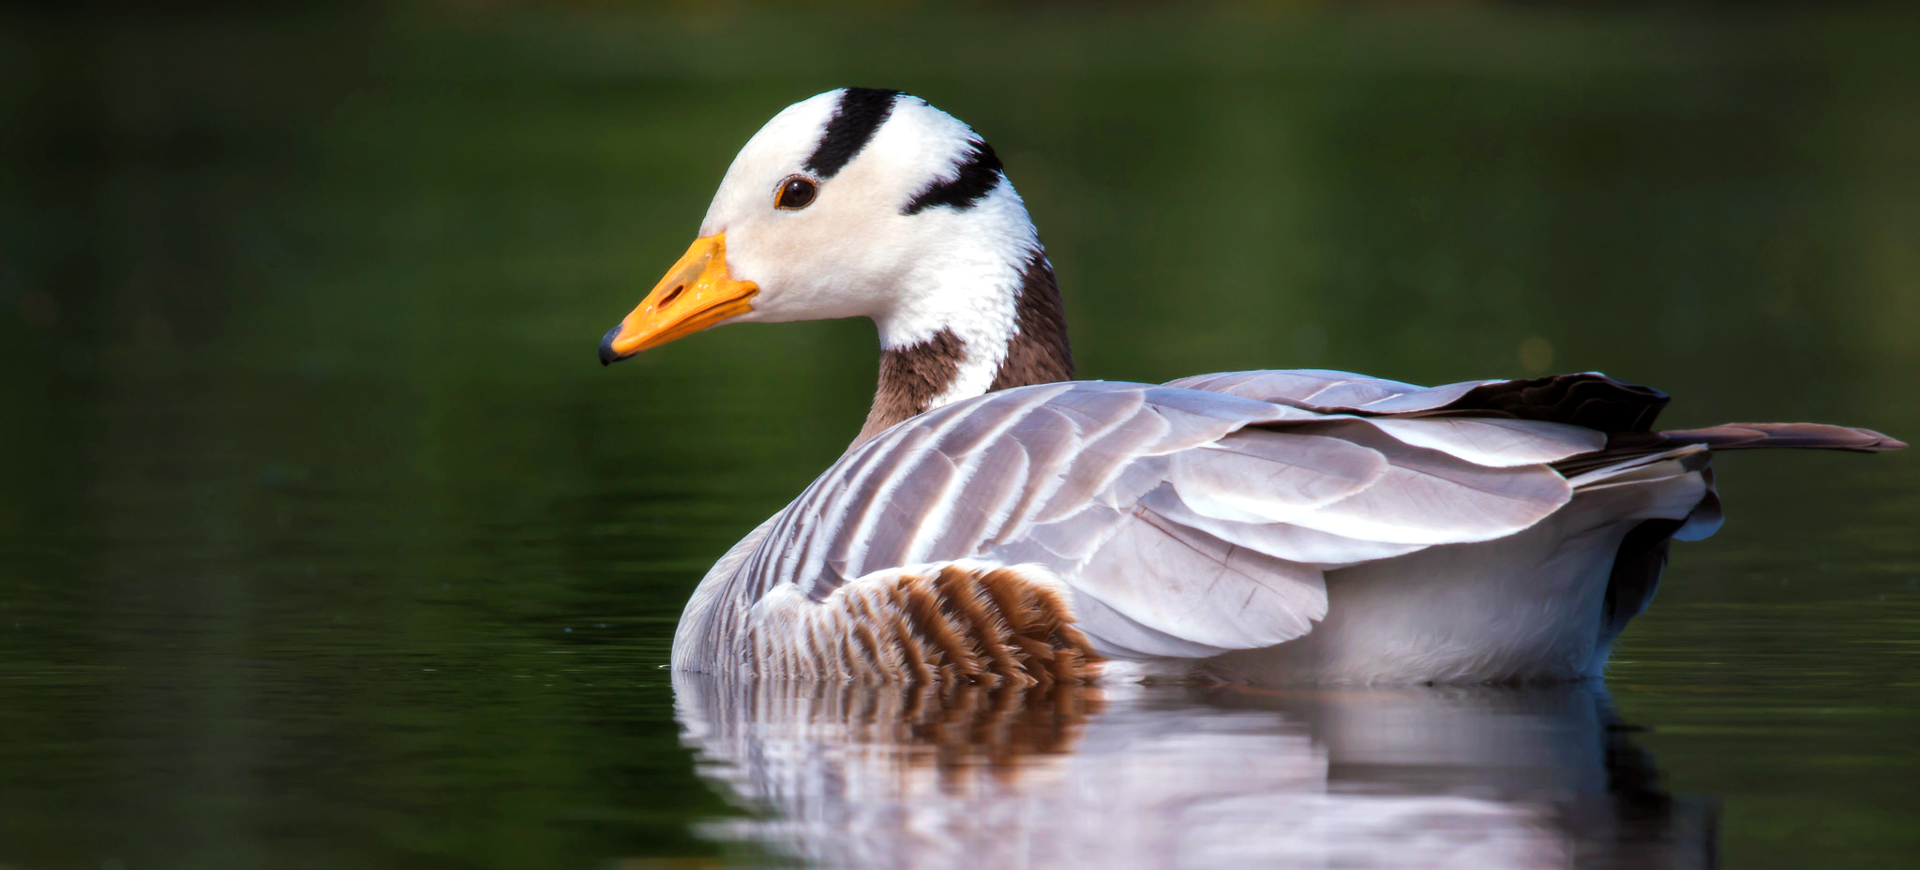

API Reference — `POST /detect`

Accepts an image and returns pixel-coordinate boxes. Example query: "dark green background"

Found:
[2,3,1916,868]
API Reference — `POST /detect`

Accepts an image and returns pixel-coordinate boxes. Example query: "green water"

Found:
[2,5,1918,868]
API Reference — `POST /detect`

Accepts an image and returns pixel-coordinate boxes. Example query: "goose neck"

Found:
[855,252,1072,444]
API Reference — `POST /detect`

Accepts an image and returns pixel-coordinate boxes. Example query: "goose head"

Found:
[600,88,1072,443]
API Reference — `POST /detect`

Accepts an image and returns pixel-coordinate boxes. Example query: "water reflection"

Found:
[675,674,1716,869]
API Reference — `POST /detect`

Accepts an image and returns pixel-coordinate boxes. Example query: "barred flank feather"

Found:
[748,564,1102,688]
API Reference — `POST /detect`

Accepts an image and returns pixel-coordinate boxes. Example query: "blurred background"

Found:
[2,1,1917,868]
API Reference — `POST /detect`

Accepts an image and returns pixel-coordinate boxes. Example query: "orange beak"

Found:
[599,233,759,365]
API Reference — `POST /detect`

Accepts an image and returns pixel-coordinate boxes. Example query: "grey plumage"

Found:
[670,369,1898,682]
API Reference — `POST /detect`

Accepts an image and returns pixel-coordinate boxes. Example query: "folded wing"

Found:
[734,374,1628,661]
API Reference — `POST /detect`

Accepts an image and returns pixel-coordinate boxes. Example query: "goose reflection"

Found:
[673,674,1715,869]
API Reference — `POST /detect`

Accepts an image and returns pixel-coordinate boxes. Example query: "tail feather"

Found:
[1552,422,1902,477]
[1635,422,1905,453]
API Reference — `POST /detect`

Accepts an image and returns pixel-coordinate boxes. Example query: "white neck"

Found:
[854,245,1072,446]
[870,178,1040,410]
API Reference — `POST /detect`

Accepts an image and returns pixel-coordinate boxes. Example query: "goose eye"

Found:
[776,177,818,210]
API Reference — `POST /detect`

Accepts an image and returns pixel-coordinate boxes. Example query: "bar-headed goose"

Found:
[600,88,1902,686]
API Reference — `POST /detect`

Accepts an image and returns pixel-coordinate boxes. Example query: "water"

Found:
[677,676,1719,869]
[3,5,1918,869]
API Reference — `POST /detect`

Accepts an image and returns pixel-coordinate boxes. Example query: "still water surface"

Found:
[2,7,1918,869]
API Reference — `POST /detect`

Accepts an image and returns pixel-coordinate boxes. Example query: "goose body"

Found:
[600,88,1902,686]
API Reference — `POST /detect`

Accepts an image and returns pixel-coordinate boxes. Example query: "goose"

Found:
[599,88,1903,686]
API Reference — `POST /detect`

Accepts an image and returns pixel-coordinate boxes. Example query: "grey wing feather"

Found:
[732,373,1616,660]
[1169,369,1675,433]
[1166,369,1480,412]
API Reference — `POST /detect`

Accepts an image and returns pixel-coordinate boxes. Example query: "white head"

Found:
[600,89,1070,433]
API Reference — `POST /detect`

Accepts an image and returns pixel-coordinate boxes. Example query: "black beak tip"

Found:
[598,324,626,367]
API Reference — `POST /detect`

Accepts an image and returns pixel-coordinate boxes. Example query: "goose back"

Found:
[675,371,1734,675]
